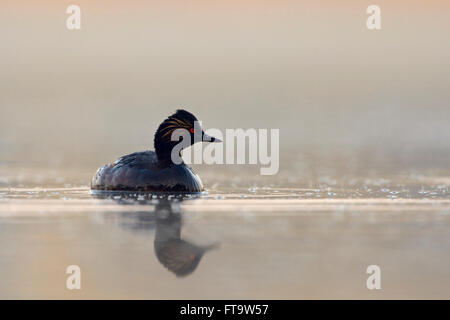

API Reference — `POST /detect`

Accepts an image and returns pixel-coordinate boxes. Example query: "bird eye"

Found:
[189,128,195,134]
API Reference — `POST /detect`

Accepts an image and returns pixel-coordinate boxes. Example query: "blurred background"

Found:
[0,1,449,299]
[1,0,449,178]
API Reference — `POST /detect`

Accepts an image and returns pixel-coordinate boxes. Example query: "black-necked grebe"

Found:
[90,109,221,192]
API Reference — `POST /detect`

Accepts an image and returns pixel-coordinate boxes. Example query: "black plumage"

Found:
[90,109,220,192]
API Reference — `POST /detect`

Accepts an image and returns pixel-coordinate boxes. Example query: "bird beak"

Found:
[202,133,222,143]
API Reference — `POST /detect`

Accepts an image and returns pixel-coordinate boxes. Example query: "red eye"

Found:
[189,128,195,134]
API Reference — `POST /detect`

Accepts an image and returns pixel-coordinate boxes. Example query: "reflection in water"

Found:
[94,193,218,277]
[1,187,450,298]
[154,203,218,277]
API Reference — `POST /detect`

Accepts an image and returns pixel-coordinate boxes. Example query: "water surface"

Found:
[0,165,449,299]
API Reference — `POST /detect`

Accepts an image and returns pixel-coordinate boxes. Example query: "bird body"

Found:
[90,110,219,193]
[91,151,204,192]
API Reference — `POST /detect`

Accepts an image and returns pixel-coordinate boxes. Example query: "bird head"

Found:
[154,109,221,161]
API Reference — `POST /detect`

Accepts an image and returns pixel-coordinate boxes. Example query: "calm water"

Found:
[0,164,449,299]
[1,0,449,301]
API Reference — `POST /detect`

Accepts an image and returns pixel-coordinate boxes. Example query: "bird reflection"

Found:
[93,193,218,277]
[154,202,218,277]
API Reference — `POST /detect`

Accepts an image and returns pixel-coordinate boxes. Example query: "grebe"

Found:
[90,109,220,193]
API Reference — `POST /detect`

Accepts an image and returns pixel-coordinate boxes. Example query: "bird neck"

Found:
[154,129,183,165]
